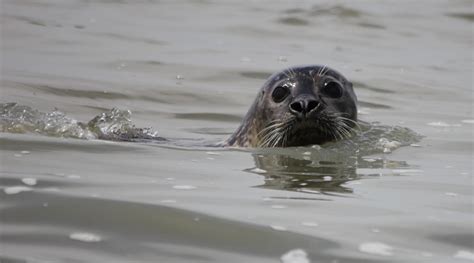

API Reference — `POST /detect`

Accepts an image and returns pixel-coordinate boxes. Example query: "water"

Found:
[1,1,473,262]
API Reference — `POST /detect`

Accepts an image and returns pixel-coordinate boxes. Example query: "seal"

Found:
[225,65,358,147]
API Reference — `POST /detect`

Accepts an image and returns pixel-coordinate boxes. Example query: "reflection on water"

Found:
[248,146,410,195]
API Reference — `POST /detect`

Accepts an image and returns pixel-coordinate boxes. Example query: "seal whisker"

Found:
[258,121,286,147]
[282,69,291,79]
[317,65,328,77]
[321,65,330,77]
[337,116,361,131]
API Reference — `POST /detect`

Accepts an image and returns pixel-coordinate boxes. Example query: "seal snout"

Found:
[289,95,320,119]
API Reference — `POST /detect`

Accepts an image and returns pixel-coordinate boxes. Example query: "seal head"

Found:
[226,65,358,147]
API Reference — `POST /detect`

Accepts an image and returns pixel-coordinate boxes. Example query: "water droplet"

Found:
[323,176,332,181]
[4,186,32,195]
[250,168,266,174]
[281,249,310,263]
[298,188,321,194]
[69,232,102,243]
[173,185,196,190]
[363,158,377,162]
[270,225,287,231]
[21,178,37,186]
[359,242,393,256]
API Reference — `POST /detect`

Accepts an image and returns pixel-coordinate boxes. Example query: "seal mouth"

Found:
[257,111,358,147]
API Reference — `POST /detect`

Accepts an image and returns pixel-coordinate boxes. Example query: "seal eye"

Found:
[321,81,343,98]
[272,86,290,103]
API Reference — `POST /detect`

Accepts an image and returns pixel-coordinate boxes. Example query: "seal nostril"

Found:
[307,100,319,112]
[290,101,303,113]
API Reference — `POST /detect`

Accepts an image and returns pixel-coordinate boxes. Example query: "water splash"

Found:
[0,103,94,139]
[0,103,163,141]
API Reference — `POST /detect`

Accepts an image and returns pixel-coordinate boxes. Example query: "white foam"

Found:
[359,242,393,256]
[4,186,32,195]
[454,250,474,261]
[363,158,377,162]
[281,249,310,263]
[172,185,197,190]
[271,205,287,209]
[21,178,37,186]
[69,232,102,242]
[323,176,332,181]
[461,119,474,124]
[270,225,287,231]
[251,168,266,174]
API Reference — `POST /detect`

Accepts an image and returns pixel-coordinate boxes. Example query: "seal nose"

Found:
[289,97,320,118]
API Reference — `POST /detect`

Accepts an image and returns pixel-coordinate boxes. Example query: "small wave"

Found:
[0,103,420,151]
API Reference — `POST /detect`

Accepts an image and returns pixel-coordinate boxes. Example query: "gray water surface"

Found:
[1,1,473,262]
